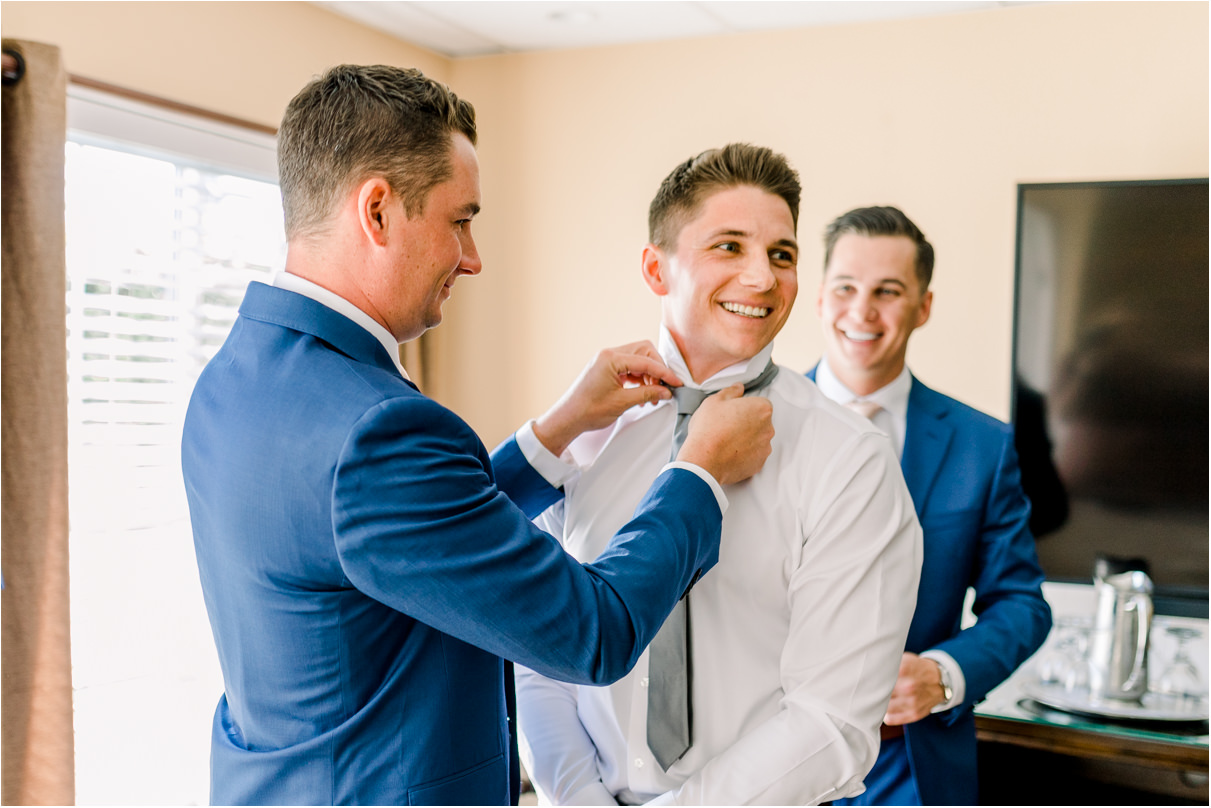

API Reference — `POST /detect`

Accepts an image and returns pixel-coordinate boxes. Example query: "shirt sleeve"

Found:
[664,432,924,805]
[517,419,728,515]
[515,666,616,805]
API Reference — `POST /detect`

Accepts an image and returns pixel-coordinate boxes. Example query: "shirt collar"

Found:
[815,356,912,422]
[272,271,410,381]
[657,325,776,393]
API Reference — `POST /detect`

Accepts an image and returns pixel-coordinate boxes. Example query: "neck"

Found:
[284,241,392,337]
[828,359,903,398]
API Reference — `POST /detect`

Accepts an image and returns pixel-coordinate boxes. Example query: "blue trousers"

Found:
[835,736,921,806]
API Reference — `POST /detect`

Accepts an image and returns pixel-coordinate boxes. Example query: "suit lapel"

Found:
[901,377,952,517]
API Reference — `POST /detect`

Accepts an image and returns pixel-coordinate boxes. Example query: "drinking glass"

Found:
[1157,626,1205,702]
[1036,616,1091,692]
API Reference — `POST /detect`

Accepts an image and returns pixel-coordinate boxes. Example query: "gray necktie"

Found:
[647,360,779,770]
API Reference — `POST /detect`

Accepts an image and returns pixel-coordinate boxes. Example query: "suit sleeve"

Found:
[330,394,723,686]
[489,433,565,518]
[932,427,1053,713]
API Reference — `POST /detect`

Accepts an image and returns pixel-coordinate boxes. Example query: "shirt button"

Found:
[640,677,649,688]
[635,758,645,768]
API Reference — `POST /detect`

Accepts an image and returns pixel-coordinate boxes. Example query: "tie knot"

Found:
[672,386,711,416]
[846,399,882,420]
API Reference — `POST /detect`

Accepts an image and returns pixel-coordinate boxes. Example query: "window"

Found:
[65,85,285,805]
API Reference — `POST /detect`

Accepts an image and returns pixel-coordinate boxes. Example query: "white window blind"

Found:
[65,85,285,805]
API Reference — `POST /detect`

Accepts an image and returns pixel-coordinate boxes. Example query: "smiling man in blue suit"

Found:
[808,207,1052,805]
[181,64,775,806]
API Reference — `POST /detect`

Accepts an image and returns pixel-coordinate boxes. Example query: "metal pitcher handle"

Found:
[1121,593,1153,693]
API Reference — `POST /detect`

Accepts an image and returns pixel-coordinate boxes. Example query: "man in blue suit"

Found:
[182,64,774,806]
[808,206,1052,805]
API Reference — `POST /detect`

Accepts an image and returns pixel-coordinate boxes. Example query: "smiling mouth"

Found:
[843,329,880,342]
[721,302,771,319]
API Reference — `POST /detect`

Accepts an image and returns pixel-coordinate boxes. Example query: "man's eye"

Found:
[715,242,739,253]
[877,287,901,297]
[771,250,797,264]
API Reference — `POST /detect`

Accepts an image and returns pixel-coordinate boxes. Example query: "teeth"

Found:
[844,330,879,341]
[721,302,771,318]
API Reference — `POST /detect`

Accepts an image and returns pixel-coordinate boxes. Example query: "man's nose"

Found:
[738,256,777,291]
[850,293,878,321]
[460,233,483,275]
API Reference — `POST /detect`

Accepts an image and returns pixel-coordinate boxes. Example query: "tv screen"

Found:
[1012,179,1209,617]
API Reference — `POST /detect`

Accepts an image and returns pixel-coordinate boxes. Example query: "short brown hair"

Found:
[648,143,801,250]
[823,206,935,290]
[277,64,477,240]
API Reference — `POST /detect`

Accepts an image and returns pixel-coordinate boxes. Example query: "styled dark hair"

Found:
[648,143,801,249]
[277,64,477,240]
[823,206,934,290]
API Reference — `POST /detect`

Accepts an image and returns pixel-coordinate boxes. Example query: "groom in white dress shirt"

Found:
[513,143,924,805]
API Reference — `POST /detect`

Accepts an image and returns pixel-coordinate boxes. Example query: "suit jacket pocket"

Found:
[407,753,507,806]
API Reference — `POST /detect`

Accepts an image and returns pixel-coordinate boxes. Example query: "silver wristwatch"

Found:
[935,660,954,705]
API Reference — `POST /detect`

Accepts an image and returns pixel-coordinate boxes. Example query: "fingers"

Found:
[616,382,672,408]
[612,353,681,389]
[709,382,745,401]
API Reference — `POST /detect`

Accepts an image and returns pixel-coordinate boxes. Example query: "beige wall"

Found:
[4,1,1207,447]
[1,1,449,128]
[445,1,1208,445]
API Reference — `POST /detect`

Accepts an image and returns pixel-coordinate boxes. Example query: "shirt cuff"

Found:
[663,461,728,515]
[516,419,579,489]
[921,649,966,712]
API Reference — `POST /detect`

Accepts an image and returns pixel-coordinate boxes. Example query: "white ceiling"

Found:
[315,1,1023,59]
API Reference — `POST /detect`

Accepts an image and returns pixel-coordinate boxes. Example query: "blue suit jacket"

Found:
[808,368,1051,805]
[182,282,723,805]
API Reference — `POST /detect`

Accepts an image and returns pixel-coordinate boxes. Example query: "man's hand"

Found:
[675,384,774,486]
[532,341,681,458]
[883,652,948,726]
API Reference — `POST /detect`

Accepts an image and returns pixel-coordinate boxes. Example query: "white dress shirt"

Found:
[812,356,965,711]
[515,330,923,806]
[812,357,910,460]
[272,271,411,381]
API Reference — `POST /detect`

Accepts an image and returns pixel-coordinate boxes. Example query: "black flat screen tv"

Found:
[1012,178,1209,618]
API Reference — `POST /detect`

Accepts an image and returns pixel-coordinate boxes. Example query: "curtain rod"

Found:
[70,75,278,136]
[1,57,276,139]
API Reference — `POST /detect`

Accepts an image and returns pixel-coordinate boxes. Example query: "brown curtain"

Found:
[1,39,75,806]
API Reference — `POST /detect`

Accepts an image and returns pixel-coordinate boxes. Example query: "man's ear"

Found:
[916,289,934,329]
[641,244,670,296]
[357,177,393,246]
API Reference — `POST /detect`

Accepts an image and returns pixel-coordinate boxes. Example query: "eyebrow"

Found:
[707,229,800,252]
[830,273,908,287]
[459,202,481,218]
